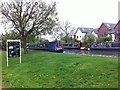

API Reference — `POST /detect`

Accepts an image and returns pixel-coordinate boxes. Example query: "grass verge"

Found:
[2,49,118,88]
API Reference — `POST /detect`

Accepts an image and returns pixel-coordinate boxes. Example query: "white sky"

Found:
[55,0,119,27]
[0,0,119,34]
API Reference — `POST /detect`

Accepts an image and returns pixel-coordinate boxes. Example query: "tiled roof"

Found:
[98,23,116,34]
[77,27,93,34]
[92,28,98,34]
[103,23,116,30]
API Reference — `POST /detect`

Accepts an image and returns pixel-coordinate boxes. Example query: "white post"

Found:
[20,40,21,64]
[0,40,2,90]
[6,41,8,67]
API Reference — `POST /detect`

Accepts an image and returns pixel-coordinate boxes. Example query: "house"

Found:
[74,27,93,42]
[97,23,116,42]
[73,21,120,43]
[114,20,120,42]
[91,28,98,38]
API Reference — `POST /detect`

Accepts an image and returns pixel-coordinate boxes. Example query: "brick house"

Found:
[97,23,115,42]
[114,20,120,42]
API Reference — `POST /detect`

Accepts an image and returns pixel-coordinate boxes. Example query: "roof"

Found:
[92,28,98,34]
[114,20,120,29]
[99,22,116,34]
[103,23,116,30]
[104,23,116,34]
[77,27,93,34]
[108,30,115,34]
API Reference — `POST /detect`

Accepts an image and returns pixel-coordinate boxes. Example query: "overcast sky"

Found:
[55,0,119,27]
[0,0,119,34]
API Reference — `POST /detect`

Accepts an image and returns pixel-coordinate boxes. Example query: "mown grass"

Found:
[2,49,118,88]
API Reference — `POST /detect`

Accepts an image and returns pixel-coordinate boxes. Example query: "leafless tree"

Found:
[58,21,75,42]
[0,0,57,54]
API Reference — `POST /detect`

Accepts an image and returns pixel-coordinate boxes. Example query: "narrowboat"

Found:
[27,40,63,53]
[90,42,120,51]
[62,42,87,50]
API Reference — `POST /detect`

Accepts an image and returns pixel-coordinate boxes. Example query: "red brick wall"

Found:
[114,22,120,30]
[114,21,120,42]
[98,24,109,37]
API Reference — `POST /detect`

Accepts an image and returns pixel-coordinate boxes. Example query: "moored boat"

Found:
[27,40,64,53]
[90,42,120,51]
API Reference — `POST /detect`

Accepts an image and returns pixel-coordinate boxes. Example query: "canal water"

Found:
[63,49,120,57]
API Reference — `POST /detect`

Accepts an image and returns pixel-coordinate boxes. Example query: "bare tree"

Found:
[0,0,57,54]
[50,24,64,40]
[58,21,75,43]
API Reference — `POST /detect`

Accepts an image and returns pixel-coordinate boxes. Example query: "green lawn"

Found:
[2,49,118,88]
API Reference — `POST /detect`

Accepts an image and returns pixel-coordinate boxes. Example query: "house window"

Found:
[119,38,120,42]
[74,35,76,38]
[117,31,120,35]
[102,32,107,36]
[80,36,81,38]
[77,36,78,38]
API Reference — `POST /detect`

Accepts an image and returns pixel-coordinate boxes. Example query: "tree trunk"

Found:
[66,34,68,43]
[22,36,28,54]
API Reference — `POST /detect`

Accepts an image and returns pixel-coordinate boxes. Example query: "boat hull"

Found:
[90,47,120,51]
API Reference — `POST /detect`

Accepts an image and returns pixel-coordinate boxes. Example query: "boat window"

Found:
[69,44,72,46]
[74,44,77,47]
[64,44,68,46]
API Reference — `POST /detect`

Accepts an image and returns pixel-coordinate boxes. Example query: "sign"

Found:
[6,40,21,67]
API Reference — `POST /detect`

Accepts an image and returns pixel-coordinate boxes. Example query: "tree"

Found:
[1,31,20,50]
[50,24,64,40]
[83,34,96,48]
[61,36,79,43]
[26,34,40,43]
[58,21,75,43]
[97,35,112,42]
[0,0,58,54]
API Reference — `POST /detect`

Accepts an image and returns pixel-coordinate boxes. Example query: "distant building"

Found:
[74,27,93,42]
[98,23,115,42]
[91,28,98,38]
[114,20,120,42]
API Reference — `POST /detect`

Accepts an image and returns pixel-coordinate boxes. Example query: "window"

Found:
[77,36,78,38]
[109,29,112,31]
[74,35,76,38]
[69,44,72,47]
[102,32,107,36]
[117,31,120,35]
[119,38,120,41]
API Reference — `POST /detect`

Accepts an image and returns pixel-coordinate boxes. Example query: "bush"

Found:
[1,32,20,50]
[83,34,96,48]
[97,35,112,42]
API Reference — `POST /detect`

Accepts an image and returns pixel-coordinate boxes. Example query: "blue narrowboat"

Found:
[27,40,63,53]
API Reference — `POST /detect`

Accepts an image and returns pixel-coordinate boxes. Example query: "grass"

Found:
[2,49,118,88]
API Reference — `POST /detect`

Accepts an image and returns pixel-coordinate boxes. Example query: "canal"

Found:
[63,49,120,57]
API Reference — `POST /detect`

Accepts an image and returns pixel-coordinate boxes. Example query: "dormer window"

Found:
[106,24,110,28]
